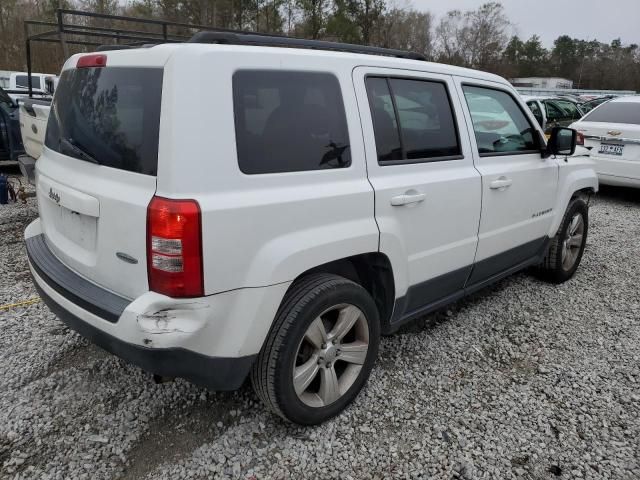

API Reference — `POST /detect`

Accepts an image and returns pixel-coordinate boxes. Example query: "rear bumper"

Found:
[32,276,255,390]
[597,173,640,188]
[25,225,266,391]
[591,155,640,187]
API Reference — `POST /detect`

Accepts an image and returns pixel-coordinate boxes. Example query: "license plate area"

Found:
[598,143,624,156]
[56,204,98,252]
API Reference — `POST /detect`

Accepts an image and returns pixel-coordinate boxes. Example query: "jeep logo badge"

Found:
[48,188,60,204]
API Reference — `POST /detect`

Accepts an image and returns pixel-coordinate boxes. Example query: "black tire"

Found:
[537,197,589,283]
[251,273,380,425]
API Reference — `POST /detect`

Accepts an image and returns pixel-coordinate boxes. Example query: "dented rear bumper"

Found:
[24,220,283,391]
[31,275,255,389]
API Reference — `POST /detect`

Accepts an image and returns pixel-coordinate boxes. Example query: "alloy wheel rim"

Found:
[292,303,370,408]
[562,212,584,271]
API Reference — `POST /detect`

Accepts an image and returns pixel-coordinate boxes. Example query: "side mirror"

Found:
[543,127,577,158]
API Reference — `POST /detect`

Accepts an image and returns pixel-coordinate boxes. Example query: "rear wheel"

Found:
[251,274,380,425]
[537,197,589,283]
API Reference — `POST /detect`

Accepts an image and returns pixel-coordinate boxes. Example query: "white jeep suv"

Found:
[26,33,598,425]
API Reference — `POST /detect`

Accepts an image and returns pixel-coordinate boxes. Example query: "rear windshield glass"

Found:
[45,67,163,176]
[583,102,640,125]
[16,75,41,89]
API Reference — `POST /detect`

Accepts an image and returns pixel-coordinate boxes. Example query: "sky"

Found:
[412,0,640,47]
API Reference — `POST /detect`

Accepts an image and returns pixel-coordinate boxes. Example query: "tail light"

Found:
[147,196,203,297]
[77,54,107,68]
[576,131,585,146]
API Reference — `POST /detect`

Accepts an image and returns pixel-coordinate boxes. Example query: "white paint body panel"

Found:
[36,151,157,299]
[454,77,559,261]
[353,66,481,298]
[27,44,598,360]
[155,48,379,292]
[26,219,290,357]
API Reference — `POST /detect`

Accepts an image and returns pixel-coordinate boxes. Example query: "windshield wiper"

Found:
[59,137,98,164]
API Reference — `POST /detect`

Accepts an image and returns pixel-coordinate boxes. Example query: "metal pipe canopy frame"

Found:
[24,8,426,97]
[24,9,208,97]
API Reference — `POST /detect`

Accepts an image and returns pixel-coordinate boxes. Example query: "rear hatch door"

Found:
[37,57,164,300]
[579,121,640,164]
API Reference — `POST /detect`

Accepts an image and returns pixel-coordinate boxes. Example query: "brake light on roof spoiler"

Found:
[147,196,204,298]
[77,54,107,68]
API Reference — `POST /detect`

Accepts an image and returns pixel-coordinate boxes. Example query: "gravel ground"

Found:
[1,183,639,480]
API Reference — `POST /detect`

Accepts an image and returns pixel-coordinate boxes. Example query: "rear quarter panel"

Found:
[157,47,379,294]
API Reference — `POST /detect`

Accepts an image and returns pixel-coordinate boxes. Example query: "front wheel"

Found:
[537,197,589,283]
[251,274,380,425]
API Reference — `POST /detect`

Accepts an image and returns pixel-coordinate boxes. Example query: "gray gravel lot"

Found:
[1,184,639,480]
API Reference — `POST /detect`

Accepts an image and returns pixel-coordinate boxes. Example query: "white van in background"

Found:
[0,71,58,97]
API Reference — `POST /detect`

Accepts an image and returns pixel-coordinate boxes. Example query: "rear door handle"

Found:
[489,177,513,190]
[390,192,426,206]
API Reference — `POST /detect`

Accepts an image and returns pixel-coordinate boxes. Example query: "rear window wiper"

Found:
[59,137,99,164]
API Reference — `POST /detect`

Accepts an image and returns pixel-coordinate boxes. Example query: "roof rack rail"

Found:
[95,43,158,51]
[95,45,134,52]
[188,31,426,61]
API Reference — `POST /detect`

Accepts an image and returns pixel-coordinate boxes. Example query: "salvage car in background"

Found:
[17,97,51,183]
[19,98,50,160]
[523,96,585,137]
[571,96,640,187]
[580,96,614,114]
[0,86,25,161]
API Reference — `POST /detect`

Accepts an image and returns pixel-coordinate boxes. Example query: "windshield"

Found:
[583,101,640,125]
[45,67,163,175]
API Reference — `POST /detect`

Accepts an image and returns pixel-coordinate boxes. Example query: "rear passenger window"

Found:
[233,71,351,174]
[366,77,461,164]
[463,86,540,155]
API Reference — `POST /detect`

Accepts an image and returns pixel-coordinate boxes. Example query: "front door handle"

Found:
[390,192,426,206]
[489,177,513,190]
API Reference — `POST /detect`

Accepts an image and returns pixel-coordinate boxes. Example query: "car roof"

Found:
[73,43,510,85]
[520,95,567,102]
[609,95,640,103]
[191,44,511,84]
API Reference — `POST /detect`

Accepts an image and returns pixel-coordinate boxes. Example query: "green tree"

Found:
[295,0,328,39]
[325,0,362,43]
[375,8,433,58]
[519,35,548,77]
